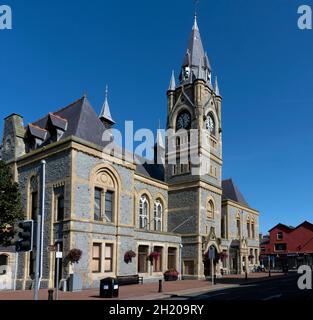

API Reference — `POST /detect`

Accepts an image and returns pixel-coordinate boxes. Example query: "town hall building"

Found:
[0,16,260,289]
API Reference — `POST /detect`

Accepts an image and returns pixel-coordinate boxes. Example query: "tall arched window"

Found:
[207,200,214,219]
[139,196,149,229]
[251,220,255,239]
[236,213,241,238]
[154,200,163,231]
[247,216,251,238]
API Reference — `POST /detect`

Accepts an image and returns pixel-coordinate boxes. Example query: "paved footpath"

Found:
[0,272,284,300]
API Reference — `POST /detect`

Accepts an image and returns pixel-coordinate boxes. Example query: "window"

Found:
[31,191,38,221]
[138,245,149,273]
[154,200,163,231]
[104,244,113,272]
[207,200,214,219]
[94,188,102,221]
[247,221,251,238]
[54,186,65,222]
[139,196,149,229]
[56,195,64,221]
[173,165,177,175]
[221,215,226,239]
[176,137,181,147]
[255,249,258,264]
[153,246,163,272]
[105,191,114,222]
[92,243,101,273]
[0,255,8,275]
[251,222,255,239]
[236,218,241,238]
[275,243,286,251]
[277,232,283,240]
[168,248,177,269]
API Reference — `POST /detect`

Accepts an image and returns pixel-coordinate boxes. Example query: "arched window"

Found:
[139,196,149,229]
[154,200,163,232]
[93,167,118,223]
[251,220,255,239]
[0,254,8,275]
[29,176,39,221]
[236,212,241,238]
[207,200,214,219]
[247,216,251,238]
[206,112,216,136]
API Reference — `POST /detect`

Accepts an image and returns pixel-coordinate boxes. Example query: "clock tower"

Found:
[166,15,223,279]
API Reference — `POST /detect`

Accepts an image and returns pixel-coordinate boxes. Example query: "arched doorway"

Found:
[203,245,219,277]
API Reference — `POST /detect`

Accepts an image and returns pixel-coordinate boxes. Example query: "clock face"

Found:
[176,112,191,130]
[206,115,215,134]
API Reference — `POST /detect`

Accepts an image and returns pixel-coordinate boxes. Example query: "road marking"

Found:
[263,294,282,301]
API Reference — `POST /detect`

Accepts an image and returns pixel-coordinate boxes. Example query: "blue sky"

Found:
[1,0,313,233]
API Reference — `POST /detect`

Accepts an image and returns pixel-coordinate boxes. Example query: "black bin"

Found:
[100,277,119,298]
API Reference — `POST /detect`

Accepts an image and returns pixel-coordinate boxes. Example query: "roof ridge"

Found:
[49,112,68,122]
[73,95,89,136]
[28,123,48,132]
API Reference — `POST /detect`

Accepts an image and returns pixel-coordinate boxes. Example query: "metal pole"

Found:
[34,214,41,300]
[179,244,183,280]
[34,160,46,300]
[13,252,18,291]
[55,243,60,301]
[211,258,214,285]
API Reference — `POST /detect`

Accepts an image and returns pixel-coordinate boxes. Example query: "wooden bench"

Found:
[116,275,143,286]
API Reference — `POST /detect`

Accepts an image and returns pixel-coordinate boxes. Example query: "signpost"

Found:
[209,246,215,285]
[55,243,62,301]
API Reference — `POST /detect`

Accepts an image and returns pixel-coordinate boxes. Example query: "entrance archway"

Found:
[203,245,219,277]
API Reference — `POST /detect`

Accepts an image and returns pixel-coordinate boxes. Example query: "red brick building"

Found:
[260,221,313,270]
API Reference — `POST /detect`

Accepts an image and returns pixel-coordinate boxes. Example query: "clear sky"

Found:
[1,0,313,233]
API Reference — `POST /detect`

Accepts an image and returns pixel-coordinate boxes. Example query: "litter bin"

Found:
[100,277,119,298]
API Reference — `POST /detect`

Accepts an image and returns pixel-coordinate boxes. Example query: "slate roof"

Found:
[222,179,249,207]
[31,96,109,148]
[26,96,164,182]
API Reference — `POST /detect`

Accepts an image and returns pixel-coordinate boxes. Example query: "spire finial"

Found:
[193,0,200,30]
[99,84,115,124]
[105,85,109,101]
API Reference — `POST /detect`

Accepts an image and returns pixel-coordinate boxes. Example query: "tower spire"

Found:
[99,85,115,126]
[179,11,211,84]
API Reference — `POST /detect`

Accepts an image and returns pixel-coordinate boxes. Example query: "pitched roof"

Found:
[222,179,249,207]
[32,96,109,147]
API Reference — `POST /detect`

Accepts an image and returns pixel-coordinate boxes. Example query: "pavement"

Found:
[0,272,287,300]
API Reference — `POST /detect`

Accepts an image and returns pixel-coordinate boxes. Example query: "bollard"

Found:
[268,269,271,277]
[48,289,54,301]
[245,271,248,280]
[158,279,163,293]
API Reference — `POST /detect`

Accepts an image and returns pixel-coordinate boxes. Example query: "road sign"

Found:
[47,245,56,252]
[209,246,215,260]
[56,251,62,259]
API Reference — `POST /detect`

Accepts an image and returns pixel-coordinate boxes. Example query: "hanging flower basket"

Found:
[65,249,82,265]
[148,251,160,264]
[164,269,179,281]
[124,250,136,264]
